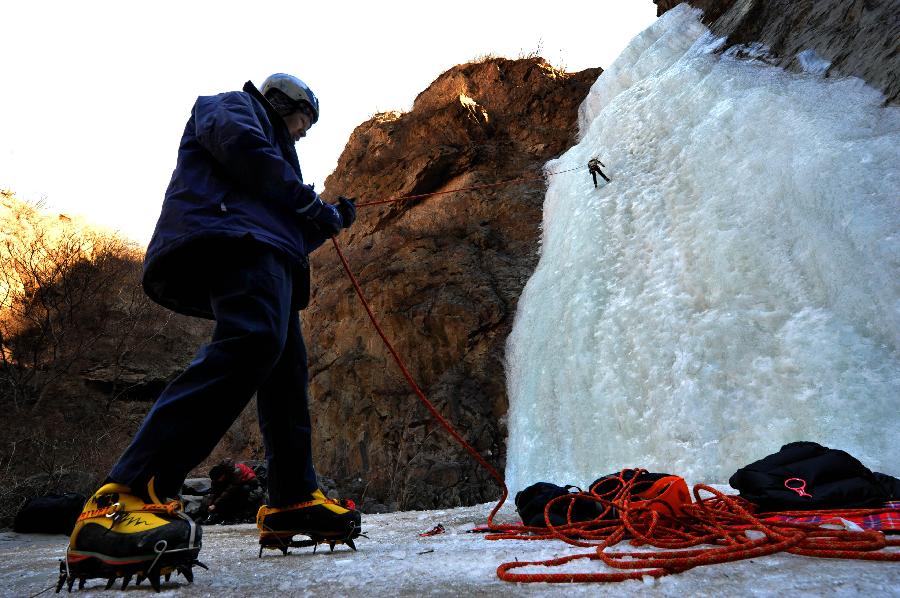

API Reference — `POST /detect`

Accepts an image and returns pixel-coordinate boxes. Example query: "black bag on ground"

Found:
[515,482,598,527]
[729,441,900,512]
[13,492,86,534]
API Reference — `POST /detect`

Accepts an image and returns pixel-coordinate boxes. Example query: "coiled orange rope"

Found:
[488,471,900,583]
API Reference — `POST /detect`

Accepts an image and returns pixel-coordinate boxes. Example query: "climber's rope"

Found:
[329,237,509,525]
[325,164,588,528]
[486,472,900,583]
[354,166,582,207]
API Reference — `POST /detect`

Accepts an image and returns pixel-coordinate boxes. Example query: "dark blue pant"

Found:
[110,241,317,506]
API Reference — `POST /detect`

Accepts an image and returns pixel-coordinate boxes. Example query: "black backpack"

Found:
[515,482,599,527]
[13,493,86,535]
[729,441,900,512]
[515,471,683,527]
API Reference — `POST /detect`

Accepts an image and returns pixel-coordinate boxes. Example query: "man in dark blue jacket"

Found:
[59,74,360,592]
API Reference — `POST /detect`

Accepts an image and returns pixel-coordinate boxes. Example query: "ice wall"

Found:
[505,5,900,492]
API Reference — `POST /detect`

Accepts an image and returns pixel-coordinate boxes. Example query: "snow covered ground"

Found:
[3,501,898,597]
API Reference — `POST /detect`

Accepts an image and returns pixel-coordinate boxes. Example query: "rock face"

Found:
[304,58,601,510]
[654,0,899,103]
[82,313,212,402]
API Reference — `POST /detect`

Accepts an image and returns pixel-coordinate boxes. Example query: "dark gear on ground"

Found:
[14,492,85,535]
[515,470,691,528]
[729,440,900,512]
[515,483,596,527]
[202,460,265,524]
[588,157,611,187]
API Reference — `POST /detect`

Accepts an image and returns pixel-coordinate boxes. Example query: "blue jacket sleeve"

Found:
[303,226,332,253]
[193,92,319,212]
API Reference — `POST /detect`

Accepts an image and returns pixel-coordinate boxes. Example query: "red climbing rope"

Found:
[328,165,581,523]
[354,166,582,207]
[486,472,900,583]
[330,237,509,524]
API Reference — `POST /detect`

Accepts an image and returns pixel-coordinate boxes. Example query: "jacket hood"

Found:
[243,80,291,138]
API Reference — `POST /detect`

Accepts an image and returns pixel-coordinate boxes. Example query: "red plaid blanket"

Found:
[764,501,900,532]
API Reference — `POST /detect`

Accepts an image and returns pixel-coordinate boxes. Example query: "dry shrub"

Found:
[0,191,174,524]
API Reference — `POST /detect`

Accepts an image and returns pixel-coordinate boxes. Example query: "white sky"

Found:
[1,1,657,245]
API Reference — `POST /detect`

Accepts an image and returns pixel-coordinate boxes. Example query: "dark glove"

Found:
[336,196,356,229]
[298,193,342,236]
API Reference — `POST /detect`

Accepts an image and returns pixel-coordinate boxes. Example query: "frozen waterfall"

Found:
[505,5,900,493]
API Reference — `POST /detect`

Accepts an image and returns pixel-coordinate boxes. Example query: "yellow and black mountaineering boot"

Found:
[256,489,362,556]
[56,479,204,593]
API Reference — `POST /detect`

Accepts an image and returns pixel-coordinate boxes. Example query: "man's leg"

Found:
[256,312,318,506]
[254,305,362,549]
[109,243,294,499]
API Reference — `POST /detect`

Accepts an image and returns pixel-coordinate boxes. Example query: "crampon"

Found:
[56,553,207,593]
[256,489,364,557]
[55,480,205,592]
[257,524,364,557]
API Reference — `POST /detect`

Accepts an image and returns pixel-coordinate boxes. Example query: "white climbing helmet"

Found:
[260,73,320,124]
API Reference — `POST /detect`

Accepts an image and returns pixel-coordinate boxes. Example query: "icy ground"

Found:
[3,501,898,597]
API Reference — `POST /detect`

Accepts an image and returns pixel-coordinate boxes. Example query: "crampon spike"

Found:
[78,578,86,590]
[346,538,357,552]
[178,565,194,584]
[165,571,171,582]
[328,541,336,552]
[55,570,66,593]
[105,577,116,589]
[121,574,132,590]
[149,571,161,592]
[194,560,209,571]
[66,575,75,592]
[136,573,144,586]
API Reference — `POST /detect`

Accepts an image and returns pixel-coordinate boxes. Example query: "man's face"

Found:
[283,109,313,142]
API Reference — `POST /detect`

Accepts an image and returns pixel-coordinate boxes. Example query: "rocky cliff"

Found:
[654,0,899,103]
[305,58,601,510]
